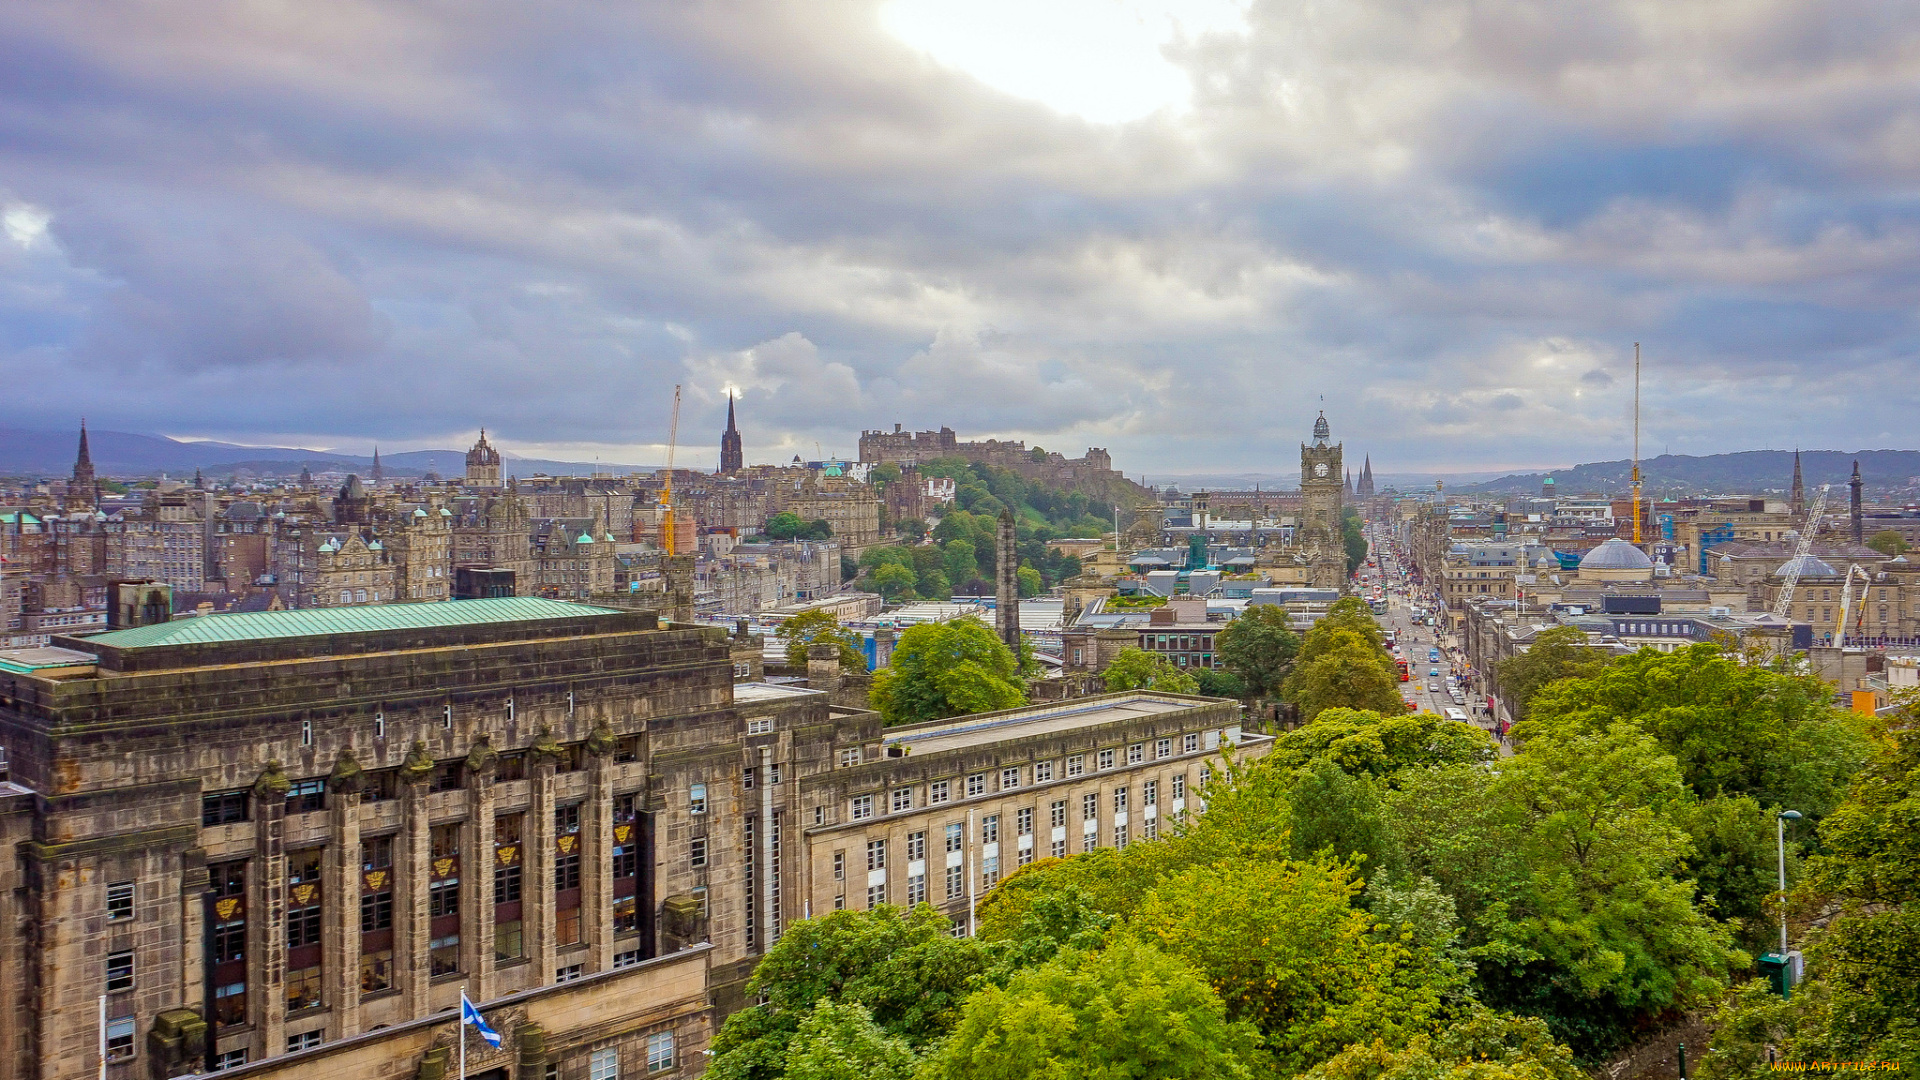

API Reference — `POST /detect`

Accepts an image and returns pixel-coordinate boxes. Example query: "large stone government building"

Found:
[0,597,1255,1079]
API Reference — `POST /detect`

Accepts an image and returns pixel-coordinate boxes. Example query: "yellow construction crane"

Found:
[1631,342,1642,545]
[660,384,681,556]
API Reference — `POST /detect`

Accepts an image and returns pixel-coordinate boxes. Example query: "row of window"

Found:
[848,733,1213,820]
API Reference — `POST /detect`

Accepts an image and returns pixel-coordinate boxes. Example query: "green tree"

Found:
[1270,707,1496,781]
[765,511,806,540]
[867,462,903,489]
[1306,1006,1583,1080]
[708,905,985,1080]
[1298,596,1388,659]
[1865,528,1908,556]
[894,516,928,541]
[1471,725,1745,1057]
[915,569,952,600]
[1495,625,1610,721]
[805,518,834,541]
[784,1002,915,1080]
[943,540,978,585]
[871,563,918,601]
[916,937,1263,1080]
[1286,759,1402,882]
[1703,718,1920,1078]
[1130,857,1455,1072]
[778,609,865,671]
[1016,564,1043,597]
[1101,647,1200,694]
[869,617,1026,725]
[1520,643,1873,816]
[1343,508,1369,576]
[1196,668,1248,698]
[1215,604,1301,698]
[1286,639,1407,722]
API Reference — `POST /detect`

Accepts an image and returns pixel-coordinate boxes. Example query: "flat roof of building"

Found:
[732,682,820,703]
[0,646,98,674]
[884,693,1214,755]
[77,597,625,650]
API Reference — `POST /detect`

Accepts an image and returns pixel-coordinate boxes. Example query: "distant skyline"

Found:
[3,3,1917,471]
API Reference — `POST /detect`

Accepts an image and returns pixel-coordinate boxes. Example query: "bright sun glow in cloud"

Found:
[879,0,1249,124]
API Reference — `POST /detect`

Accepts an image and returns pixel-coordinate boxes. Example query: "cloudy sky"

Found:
[2,1,1916,476]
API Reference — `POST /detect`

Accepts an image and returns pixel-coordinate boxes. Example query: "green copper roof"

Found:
[80,597,625,649]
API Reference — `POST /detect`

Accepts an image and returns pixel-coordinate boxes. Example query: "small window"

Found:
[1098,749,1115,770]
[286,772,324,807]
[891,788,913,813]
[201,790,249,826]
[1034,761,1053,783]
[966,774,985,797]
[929,780,951,804]
[213,1048,248,1071]
[832,851,845,880]
[106,881,135,922]
[106,1016,136,1061]
[868,839,887,870]
[1183,733,1199,753]
[746,716,774,736]
[557,963,585,984]
[647,1031,677,1073]
[1156,738,1172,759]
[106,950,134,993]
[1128,744,1144,764]
[1066,755,1085,777]
[907,831,926,861]
[690,838,708,868]
[689,783,707,815]
[1000,767,1019,790]
[591,1046,620,1080]
[287,1030,322,1054]
[839,748,861,768]
[850,795,874,820]
[614,948,642,968]
[981,815,999,844]
[945,823,963,852]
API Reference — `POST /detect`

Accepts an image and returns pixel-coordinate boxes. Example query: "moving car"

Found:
[1427,679,1442,693]
[1428,667,1439,677]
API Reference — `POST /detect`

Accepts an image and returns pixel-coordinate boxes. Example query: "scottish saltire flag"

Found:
[461,992,503,1048]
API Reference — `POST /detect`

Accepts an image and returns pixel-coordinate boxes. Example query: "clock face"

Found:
[1313,463,1329,478]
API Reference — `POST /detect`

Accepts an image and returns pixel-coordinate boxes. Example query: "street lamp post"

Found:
[1777,809,1802,956]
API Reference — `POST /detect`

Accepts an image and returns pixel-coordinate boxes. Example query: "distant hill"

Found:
[1457,450,1920,498]
[0,427,658,480]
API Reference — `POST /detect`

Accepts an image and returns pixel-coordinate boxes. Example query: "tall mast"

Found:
[1631,342,1642,546]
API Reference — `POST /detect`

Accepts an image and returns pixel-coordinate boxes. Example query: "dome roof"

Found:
[1580,539,1654,571]
[1776,554,1838,578]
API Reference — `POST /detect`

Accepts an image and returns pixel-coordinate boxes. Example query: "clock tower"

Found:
[1300,411,1346,589]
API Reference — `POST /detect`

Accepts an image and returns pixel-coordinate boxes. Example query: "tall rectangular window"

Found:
[981,815,998,844]
[106,950,135,993]
[945,823,963,852]
[590,1046,620,1080]
[1034,761,1053,783]
[1184,733,1199,753]
[945,864,963,899]
[966,774,985,797]
[891,788,913,813]
[1144,779,1158,805]
[647,1032,677,1074]
[929,780,951,804]
[690,837,708,868]
[867,839,887,871]
[1082,793,1098,821]
[690,783,707,815]
[1156,737,1172,759]
[907,873,927,905]
[867,883,885,909]
[106,1016,136,1061]
[1050,800,1066,828]
[1113,787,1128,812]
[1017,807,1033,836]
[1098,749,1115,770]
[106,881,134,922]
[1172,774,1186,800]
[1000,767,1020,790]
[907,831,926,861]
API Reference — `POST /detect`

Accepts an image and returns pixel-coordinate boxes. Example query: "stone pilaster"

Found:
[178,855,210,1016]
[584,722,616,972]
[527,734,562,985]
[400,741,435,1018]
[463,737,499,1000]
[325,751,365,1038]
[251,761,291,1061]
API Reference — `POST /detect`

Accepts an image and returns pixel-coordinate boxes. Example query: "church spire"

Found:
[68,419,97,512]
[371,444,382,484]
[719,390,744,474]
[1790,449,1804,515]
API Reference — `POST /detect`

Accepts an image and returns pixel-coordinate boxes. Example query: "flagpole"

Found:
[459,986,466,1080]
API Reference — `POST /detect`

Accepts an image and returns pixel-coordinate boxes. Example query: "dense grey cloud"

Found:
[1,0,1916,475]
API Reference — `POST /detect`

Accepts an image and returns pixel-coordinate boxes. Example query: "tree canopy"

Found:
[1101,647,1200,695]
[868,617,1026,725]
[1495,624,1610,721]
[1215,602,1300,698]
[777,609,864,671]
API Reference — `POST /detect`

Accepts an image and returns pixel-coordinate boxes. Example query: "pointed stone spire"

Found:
[1790,449,1804,515]
[1359,455,1375,496]
[68,419,97,511]
[719,390,744,474]
[371,444,383,484]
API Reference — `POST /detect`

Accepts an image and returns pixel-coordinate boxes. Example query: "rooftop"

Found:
[77,597,625,650]
[884,693,1221,755]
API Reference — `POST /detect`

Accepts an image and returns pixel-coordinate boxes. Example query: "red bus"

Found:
[1395,658,1411,682]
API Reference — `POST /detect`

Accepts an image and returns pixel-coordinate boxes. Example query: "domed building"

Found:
[465,428,504,489]
[1774,554,1839,579]
[1577,538,1654,583]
